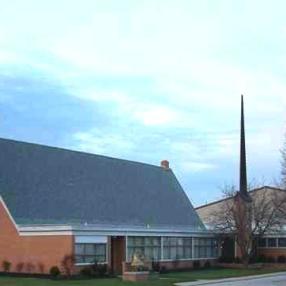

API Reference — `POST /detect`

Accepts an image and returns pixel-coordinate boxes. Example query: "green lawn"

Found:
[0,268,284,286]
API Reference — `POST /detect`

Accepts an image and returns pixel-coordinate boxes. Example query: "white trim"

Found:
[160,258,217,262]
[20,231,73,236]
[18,225,215,237]
[75,236,107,243]
[161,237,164,260]
[192,237,195,259]
[125,236,128,261]
[75,262,107,266]
[18,224,210,234]
[262,234,286,238]
[19,225,73,236]
[0,196,19,233]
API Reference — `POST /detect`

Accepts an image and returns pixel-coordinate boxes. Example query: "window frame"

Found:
[126,236,218,262]
[74,243,108,265]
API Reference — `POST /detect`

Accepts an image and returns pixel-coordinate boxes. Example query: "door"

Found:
[111,236,125,274]
[221,237,235,261]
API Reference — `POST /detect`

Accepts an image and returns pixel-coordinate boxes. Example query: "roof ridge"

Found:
[0,136,162,170]
[195,185,285,209]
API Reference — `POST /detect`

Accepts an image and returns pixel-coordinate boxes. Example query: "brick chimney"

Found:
[160,160,169,170]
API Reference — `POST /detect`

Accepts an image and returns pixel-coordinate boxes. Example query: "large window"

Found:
[127,237,161,261]
[278,238,286,247]
[163,237,192,260]
[257,237,286,248]
[267,238,277,247]
[194,238,218,258]
[127,236,218,261]
[75,243,106,264]
[258,238,267,247]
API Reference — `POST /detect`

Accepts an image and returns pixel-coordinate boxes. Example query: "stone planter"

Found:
[122,271,149,282]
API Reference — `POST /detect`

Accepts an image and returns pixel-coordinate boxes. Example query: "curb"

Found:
[174,271,286,286]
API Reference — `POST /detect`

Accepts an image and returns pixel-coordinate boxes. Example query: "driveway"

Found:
[175,272,286,286]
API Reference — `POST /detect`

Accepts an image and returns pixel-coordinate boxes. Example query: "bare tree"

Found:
[210,185,286,266]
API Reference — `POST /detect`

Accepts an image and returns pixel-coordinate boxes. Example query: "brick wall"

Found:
[123,259,216,272]
[258,248,286,259]
[0,200,74,274]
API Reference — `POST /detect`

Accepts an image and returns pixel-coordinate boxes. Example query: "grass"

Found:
[0,268,284,286]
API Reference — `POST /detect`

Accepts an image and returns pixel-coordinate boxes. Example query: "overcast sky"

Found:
[0,0,285,206]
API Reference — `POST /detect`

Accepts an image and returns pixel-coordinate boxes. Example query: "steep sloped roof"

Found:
[0,138,205,230]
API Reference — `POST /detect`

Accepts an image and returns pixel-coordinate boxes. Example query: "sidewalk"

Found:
[175,271,286,286]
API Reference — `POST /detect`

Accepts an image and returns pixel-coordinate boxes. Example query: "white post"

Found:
[192,237,195,259]
[125,236,128,262]
[161,237,164,260]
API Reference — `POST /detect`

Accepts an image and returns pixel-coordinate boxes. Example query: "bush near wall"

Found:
[79,262,108,278]
[277,255,286,263]
[2,260,11,272]
[49,266,61,278]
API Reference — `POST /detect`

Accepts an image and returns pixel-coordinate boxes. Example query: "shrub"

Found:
[79,262,108,278]
[204,260,211,268]
[234,257,242,264]
[218,256,234,263]
[249,255,256,264]
[92,262,107,277]
[26,262,35,273]
[256,255,267,263]
[266,256,276,263]
[50,266,61,278]
[151,261,160,272]
[159,266,168,274]
[193,260,200,269]
[277,255,286,263]
[2,260,11,272]
[171,259,180,269]
[80,266,93,277]
[61,254,75,277]
[37,262,45,273]
[16,262,25,273]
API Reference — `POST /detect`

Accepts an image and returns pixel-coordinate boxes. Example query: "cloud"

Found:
[0,66,111,146]
[0,0,286,205]
[180,161,217,172]
[69,85,194,127]
[73,129,136,156]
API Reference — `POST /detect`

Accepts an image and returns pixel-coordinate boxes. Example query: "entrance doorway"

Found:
[221,237,235,261]
[111,236,125,274]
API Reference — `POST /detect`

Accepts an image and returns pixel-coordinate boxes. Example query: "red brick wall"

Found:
[158,259,216,270]
[123,259,216,272]
[0,200,74,274]
[258,248,286,259]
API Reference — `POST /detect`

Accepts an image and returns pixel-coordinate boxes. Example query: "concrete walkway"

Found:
[175,272,286,286]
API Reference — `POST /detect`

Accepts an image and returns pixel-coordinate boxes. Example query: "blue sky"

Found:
[0,0,286,206]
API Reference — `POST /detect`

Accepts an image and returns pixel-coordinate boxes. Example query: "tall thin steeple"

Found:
[239,95,251,201]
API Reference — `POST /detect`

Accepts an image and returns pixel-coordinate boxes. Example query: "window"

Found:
[163,237,192,260]
[258,238,266,247]
[267,238,277,247]
[278,238,286,247]
[194,238,218,258]
[127,236,218,261]
[127,237,161,261]
[75,243,106,264]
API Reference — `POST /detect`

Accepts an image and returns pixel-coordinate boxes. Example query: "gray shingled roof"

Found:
[0,138,205,230]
